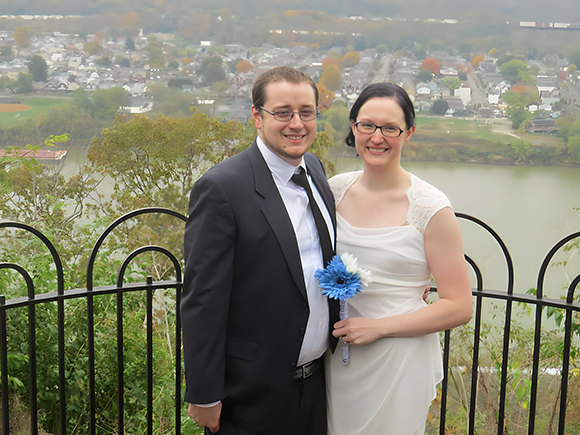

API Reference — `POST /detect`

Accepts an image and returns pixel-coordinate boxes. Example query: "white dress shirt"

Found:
[256,137,333,365]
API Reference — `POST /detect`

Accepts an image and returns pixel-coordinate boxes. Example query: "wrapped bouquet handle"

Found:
[315,252,372,365]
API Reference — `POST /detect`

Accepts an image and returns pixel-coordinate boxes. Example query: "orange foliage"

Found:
[181,57,193,65]
[320,64,342,92]
[322,57,341,70]
[472,54,485,67]
[183,27,192,35]
[236,60,253,73]
[341,51,361,68]
[421,57,440,75]
[317,83,335,113]
[511,84,537,93]
[94,31,105,41]
[121,12,139,29]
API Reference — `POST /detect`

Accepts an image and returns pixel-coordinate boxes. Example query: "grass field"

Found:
[415,115,566,148]
[0,95,72,129]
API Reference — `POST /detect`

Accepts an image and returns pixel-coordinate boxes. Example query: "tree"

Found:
[13,72,33,93]
[472,54,485,67]
[121,12,139,30]
[92,87,130,120]
[168,60,179,69]
[417,70,433,82]
[376,44,388,54]
[319,64,341,92]
[236,60,253,73]
[316,82,335,113]
[421,57,440,75]
[87,113,248,214]
[444,77,461,91]
[203,62,226,84]
[197,55,223,76]
[114,55,130,68]
[12,27,31,48]
[341,51,361,68]
[125,36,135,51]
[167,77,193,89]
[567,49,580,71]
[84,39,102,55]
[500,59,529,85]
[321,57,341,70]
[458,71,468,81]
[27,54,48,82]
[432,99,449,115]
[568,64,577,77]
[146,40,165,68]
[568,135,580,163]
[0,45,13,60]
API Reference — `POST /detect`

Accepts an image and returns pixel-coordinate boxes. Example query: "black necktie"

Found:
[291,166,339,352]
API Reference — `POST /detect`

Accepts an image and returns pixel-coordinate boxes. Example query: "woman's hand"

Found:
[332,317,384,346]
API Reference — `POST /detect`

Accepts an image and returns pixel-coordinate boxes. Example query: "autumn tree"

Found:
[341,51,361,68]
[472,54,485,67]
[121,12,139,30]
[84,39,102,55]
[316,82,335,113]
[322,57,341,70]
[236,60,253,73]
[13,27,31,48]
[421,57,440,75]
[27,54,48,82]
[319,64,341,92]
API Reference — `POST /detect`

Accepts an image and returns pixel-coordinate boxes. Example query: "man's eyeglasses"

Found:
[260,107,319,122]
[354,122,405,138]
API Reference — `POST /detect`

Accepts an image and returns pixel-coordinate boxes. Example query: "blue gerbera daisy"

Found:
[314,255,363,301]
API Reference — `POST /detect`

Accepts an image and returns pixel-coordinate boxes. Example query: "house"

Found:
[537,76,559,94]
[526,117,558,133]
[454,84,471,105]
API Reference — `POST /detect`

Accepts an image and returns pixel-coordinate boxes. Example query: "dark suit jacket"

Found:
[181,141,336,433]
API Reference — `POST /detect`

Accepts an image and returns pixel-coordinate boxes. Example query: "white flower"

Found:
[339,252,372,287]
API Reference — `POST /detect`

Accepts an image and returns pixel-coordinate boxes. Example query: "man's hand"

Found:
[188,402,222,433]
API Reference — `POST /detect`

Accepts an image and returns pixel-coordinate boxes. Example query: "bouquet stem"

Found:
[340,300,349,365]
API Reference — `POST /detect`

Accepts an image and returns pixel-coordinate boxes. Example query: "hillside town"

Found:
[1,23,580,137]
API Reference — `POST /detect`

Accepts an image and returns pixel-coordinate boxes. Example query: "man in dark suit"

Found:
[181,66,338,435]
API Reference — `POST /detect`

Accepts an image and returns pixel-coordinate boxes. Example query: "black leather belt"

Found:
[294,358,322,381]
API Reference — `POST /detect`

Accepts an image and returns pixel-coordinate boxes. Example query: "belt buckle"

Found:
[300,360,315,379]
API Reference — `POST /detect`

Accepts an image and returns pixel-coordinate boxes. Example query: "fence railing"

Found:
[0,208,579,435]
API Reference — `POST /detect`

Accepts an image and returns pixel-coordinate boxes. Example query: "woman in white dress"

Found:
[325,83,473,435]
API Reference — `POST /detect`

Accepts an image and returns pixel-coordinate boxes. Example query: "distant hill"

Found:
[2,0,580,23]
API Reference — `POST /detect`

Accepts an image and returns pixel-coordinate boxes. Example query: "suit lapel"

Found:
[247,142,308,300]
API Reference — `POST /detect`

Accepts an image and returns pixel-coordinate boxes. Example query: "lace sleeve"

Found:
[407,174,452,234]
[328,171,362,207]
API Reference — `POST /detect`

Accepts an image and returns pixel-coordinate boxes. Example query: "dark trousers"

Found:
[207,363,327,435]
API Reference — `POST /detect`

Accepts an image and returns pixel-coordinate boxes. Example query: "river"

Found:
[63,150,580,325]
[336,158,580,310]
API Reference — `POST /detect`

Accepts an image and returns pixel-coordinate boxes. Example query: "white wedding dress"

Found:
[325,171,450,435]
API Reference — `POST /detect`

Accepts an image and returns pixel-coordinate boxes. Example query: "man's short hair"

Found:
[252,66,319,111]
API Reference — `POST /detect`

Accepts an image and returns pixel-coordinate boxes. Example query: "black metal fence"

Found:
[0,208,579,434]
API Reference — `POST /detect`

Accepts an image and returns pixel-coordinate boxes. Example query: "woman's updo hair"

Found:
[345,83,415,147]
